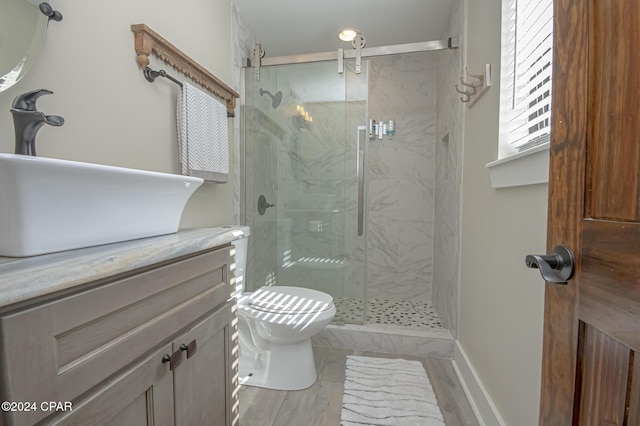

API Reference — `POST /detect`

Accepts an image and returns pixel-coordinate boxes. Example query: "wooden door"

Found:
[541,0,640,424]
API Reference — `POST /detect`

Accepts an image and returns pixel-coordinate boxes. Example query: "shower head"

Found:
[259,88,283,109]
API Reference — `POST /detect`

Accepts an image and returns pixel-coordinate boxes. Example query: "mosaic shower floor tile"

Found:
[335,298,444,329]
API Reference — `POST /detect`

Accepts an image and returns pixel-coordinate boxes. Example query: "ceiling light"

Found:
[338,29,358,42]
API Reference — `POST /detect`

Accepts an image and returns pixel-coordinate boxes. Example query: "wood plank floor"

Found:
[239,347,479,426]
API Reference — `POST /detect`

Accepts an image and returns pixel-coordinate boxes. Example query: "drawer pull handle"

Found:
[181,339,198,359]
[161,350,183,371]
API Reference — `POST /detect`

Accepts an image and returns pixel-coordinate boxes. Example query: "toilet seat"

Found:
[242,286,334,315]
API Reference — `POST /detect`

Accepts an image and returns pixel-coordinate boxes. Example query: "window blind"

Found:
[499,0,553,156]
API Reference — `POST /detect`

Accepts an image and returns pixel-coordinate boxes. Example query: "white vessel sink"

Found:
[0,153,204,257]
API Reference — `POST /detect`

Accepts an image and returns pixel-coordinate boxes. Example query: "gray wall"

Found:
[458,0,548,423]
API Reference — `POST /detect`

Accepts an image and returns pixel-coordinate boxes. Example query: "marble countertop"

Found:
[0,226,248,311]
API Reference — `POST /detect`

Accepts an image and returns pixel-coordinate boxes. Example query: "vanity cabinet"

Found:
[0,244,237,426]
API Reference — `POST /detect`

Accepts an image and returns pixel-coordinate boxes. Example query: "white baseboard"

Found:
[452,340,506,426]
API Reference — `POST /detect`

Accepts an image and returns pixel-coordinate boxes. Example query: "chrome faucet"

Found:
[10,89,64,156]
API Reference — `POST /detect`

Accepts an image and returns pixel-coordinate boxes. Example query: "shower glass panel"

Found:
[243,59,368,324]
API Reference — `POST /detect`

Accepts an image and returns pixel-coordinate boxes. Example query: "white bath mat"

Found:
[341,356,445,426]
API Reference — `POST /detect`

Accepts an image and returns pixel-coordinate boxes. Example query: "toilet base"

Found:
[239,337,318,390]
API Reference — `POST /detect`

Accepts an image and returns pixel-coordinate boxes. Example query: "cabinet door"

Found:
[173,302,237,426]
[40,344,175,426]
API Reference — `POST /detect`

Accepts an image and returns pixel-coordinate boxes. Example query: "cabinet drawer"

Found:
[0,245,232,426]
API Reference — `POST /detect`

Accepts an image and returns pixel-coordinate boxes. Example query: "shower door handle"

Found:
[356,125,367,236]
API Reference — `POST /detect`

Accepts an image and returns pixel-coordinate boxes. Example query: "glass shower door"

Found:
[243,59,368,324]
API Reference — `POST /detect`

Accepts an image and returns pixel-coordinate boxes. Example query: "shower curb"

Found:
[312,324,454,359]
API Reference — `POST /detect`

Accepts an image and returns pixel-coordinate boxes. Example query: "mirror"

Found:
[0,0,52,93]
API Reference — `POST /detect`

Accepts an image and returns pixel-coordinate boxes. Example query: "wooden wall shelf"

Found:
[131,23,238,117]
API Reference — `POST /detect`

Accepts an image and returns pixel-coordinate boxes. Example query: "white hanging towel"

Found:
[177,82,229,182]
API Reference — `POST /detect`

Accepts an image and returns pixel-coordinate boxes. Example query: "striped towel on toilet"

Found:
[177,82,229,182]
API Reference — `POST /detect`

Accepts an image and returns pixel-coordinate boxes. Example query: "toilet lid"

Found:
[244,286,334,315]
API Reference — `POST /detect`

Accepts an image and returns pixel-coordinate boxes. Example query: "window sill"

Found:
[485,143,549,188]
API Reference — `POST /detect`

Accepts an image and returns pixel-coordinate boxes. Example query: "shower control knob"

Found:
[258,194,275,216]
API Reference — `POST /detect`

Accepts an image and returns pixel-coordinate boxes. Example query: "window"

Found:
[498,0,554,158]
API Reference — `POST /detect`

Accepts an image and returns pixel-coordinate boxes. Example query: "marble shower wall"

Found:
[433,0,464,336]
[231,5,255,226]
[232,9,282,291]
[367,53,437,302]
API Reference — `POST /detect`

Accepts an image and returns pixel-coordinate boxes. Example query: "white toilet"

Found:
[231,228,336,390]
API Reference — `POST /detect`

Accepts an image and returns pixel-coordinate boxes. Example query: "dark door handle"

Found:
[525,245,575,284]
